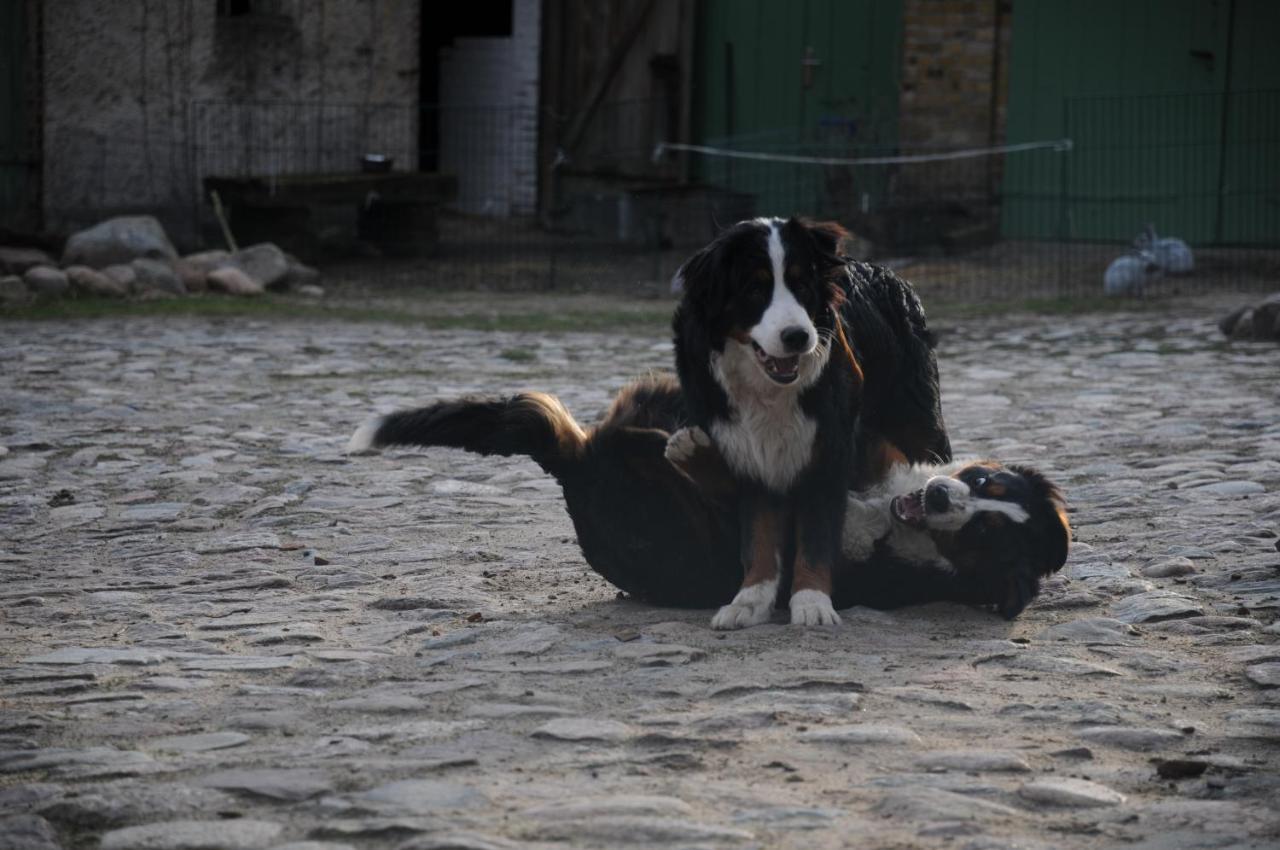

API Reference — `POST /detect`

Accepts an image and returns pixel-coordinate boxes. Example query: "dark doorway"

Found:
[418,0,514,170]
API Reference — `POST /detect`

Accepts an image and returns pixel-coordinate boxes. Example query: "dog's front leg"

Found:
[711,492,784,630]
[789,495,843,626]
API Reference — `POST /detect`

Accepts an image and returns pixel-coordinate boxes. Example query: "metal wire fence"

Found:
[36,91,1280,302]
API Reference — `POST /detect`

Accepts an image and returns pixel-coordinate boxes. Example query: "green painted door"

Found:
[1218,0,1280,244]
[1004,0,1231,242]
[694,0,902,217]
[1004,0,1279,245]
[0,0,37,230]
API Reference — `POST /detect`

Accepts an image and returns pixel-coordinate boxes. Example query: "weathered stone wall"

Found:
[42,0,420,245]
[437,0,541,216]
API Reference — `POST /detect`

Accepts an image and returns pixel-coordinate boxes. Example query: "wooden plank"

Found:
[203,172,459,207]
[561,0,658,154]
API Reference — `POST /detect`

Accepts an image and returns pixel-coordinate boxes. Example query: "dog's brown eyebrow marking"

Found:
[985,482,1007,497]
[753,268,771,283]
[786,264,804,280]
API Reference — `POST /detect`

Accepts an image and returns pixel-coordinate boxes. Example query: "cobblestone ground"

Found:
[2,301,1279,850]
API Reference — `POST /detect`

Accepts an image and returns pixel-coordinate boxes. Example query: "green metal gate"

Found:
[692,0,903,216]
[1003,0,1280,246]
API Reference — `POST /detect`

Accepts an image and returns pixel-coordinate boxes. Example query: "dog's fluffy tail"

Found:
[347,393,588,478]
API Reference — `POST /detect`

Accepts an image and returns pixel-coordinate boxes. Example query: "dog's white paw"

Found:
[664,426,712,465]
[710,579,777,630]
[346,416,384,455]
[789,589,841,627]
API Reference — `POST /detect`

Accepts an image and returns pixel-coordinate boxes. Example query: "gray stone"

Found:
[0,747,154,777]
[916,750,1032,773]
[131,258,185,295]
[330,694,424,713]
[179,656,296,672]
[21,647,168,666]
[0,246,54,274]
[523,795,694,820]
[1077,725,1185,751]
[1139,556,1196,578]
[22,266,69,298]
[1038,617,1139,643]
[65,264,128,297]
[1018,777,1125,807]
[63,215,177,268]
[99,819,283,850]
[874,787,1020,822]
[181,249,232,272]
[1245,663,1280,688]
[100,263,137,292]
[1110,591,1203,623]
[173,259,208,293]
[351,779,487,814]
[0,274,28,303]
[395,835,516,850]
[231,243,290,288]
[517,816,753,844]
[1191,480,1266,496]
[613,642,706,666]
[0,813,61,850]
[207,267,264,297]
[532,718,635,742]
[195,768,333,801]
[146,732,251,752]
[797,724,921,745]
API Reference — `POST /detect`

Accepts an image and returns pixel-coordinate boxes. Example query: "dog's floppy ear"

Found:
[1013,464,1071,577]
[796,218,849,269]
[672,233,729,318]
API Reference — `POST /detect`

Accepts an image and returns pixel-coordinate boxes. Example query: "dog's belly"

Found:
[709,345,818,492]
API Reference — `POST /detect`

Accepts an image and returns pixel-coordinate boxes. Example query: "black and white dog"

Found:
[347,374,1068,620]
[670,217,949,628]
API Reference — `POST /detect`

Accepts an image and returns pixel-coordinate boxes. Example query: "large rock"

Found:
[182,249,231,273]
[62,215,177,268]
[0,246,55,275]
[173,259,208,294]
[0,274,29,304]
[101,264,137,292]
[1221,294,1280,341]
[206,266,264,296]
[65,265,128,298]
[130,258,185,295]
[230,243,289,289]
[22,266,70,298]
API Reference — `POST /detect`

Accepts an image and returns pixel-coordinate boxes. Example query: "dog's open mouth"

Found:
[891,489,927,528]
[750,341,800,385]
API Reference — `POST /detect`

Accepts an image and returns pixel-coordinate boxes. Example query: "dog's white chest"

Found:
[708,343,819,492]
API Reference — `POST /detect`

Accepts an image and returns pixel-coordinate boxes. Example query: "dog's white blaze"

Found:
[789,589,841,626]
[709,339,829,491]
[711,577,778,630]
[750,222,817,358]
[920,475,1030,530]
[347,417,384,454]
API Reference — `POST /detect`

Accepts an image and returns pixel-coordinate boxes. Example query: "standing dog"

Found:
[670,218,949,628]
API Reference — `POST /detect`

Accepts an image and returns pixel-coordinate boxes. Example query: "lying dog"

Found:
[348,374,1068,621]
[670,217,951,628]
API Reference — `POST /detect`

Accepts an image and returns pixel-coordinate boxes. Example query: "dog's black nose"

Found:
[780,326,811,353]
[925,484,950,513]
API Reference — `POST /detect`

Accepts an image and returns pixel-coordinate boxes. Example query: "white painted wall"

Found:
[437,0,540,216]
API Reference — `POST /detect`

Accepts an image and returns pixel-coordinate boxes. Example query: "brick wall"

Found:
[895,0,1012,216]
[899,0,1011,150]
